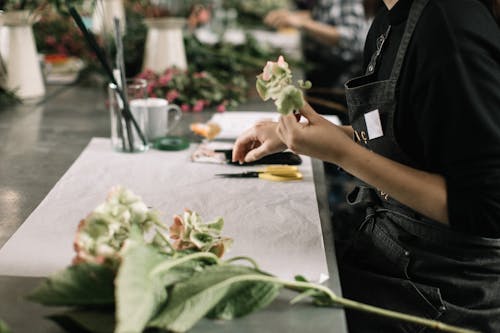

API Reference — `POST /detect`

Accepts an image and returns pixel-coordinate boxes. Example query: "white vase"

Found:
[91,0,126,35]
[0,10,45,101]
[142,17,187,73]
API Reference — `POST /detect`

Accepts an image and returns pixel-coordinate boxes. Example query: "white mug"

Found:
[130,98,182,141]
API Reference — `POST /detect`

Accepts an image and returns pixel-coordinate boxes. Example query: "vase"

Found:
[0,10,45,101]
[91,0,126,35]
[142,17,187,73]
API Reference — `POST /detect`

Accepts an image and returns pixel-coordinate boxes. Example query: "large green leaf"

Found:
[115,242,207,333]
[49,309,115,333]
[0,320,11,333]
[149,265,281,332]
[114,242,169,333]
[207,279,281,320]
[27,263,115,306]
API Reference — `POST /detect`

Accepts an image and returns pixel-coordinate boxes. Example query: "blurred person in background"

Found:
[264,0,369,118]
[265,0,374,232]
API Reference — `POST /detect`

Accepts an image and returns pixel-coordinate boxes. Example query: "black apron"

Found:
[339,0,500,332]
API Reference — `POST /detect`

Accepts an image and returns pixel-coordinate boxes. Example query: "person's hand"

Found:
[187,5,211,30]
[276,103,354,164]
[232,120,287,164]
[264,9,306,29]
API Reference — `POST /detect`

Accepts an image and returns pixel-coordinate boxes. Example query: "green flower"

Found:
[256,56,311,115]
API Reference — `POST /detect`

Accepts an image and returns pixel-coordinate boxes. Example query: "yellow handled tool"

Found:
[216,165,302,181]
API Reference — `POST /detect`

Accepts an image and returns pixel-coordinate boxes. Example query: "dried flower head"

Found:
[169,209,233,257]
[73,187,233,266]
[73,186,161,266]
[256,55,311,115]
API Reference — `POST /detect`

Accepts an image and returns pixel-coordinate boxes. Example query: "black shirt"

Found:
[365,0,500,237]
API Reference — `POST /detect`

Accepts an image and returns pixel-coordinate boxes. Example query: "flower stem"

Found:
[224,256,260,270]
[150,252,220,277]
[229,275,478,333]
[154,230,175,252]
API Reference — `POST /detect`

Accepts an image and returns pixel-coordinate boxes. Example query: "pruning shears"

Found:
[216,165,302,182]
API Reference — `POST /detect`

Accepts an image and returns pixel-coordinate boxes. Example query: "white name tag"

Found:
[364,109,384,140]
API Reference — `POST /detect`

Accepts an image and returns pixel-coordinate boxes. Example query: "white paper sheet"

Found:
[210,111,341,140]
[0,138,328,282]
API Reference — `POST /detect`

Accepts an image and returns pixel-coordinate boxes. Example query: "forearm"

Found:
[339,125,354,137]
[335,142,449,224]
[300,19,342,46]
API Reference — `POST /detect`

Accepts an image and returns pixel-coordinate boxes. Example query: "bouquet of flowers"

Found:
[136,67,247,112]
[27,187,477,333]
[34,10,96,60]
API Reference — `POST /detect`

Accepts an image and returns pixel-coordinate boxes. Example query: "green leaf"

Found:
[256,78,269,101]
[297,80,312,90]
[290,275,335,307]
[27,263,115,306]
[201,217,224,233]
[207,279,281,320]
[48,309,115,333]
[275,85,304,115]
[189,231,214,249]
[114,242,169,333]
[115,241,207,333]
[0,320,11,333]
[149,265,281,332]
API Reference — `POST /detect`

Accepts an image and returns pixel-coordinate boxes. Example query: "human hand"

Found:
[187,5,211,30]
[264,9,306,29]
[232,120,287,163]
[276,103,353,164]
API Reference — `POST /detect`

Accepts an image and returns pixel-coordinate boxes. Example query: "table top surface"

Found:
[0,83,347,333]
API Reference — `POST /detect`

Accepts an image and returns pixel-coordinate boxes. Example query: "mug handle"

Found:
[165,104,182,134]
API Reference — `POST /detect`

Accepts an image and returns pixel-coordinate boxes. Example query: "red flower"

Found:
[193,100,205,112]
[158,72,173,85]
[216,103,227,113]
[147,83,156,95]
[181,104,190,112]
[166,90,180,102]
[45,36,57,46]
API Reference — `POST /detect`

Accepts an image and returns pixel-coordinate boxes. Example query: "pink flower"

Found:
[166,90,180,102]
[147,83,156,95]
[193,100,204,112]
[216,103,226,113]
[262,55,287,81]
[137,69,157,81]
[197,8,211,24]
[181,104,190,112]
[164,67,181,76]
[158,72,173,85]
[277,55,286,68]
[169,215,185,240]
[45,36,57,46]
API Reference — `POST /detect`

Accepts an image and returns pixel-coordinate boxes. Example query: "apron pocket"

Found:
[339,266,445,333]
[339,216,447,332]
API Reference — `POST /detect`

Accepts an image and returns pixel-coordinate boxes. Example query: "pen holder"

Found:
[108,78,149,153]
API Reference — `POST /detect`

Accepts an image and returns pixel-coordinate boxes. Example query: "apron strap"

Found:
[389,0,430,86]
